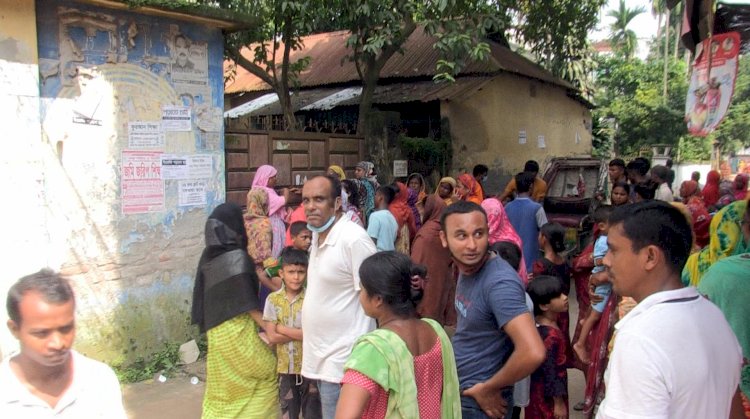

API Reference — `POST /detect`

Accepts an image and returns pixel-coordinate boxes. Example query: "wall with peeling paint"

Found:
[443,75,593,196]
[0,0,226,364]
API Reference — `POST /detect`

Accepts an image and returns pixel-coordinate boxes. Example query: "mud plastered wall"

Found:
[30,1,225,365]
[443,75,593,195]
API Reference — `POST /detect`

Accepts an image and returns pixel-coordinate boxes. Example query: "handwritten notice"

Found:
[179,180,207,207]
[128,121,164,148]
[188,154,213,179]
[537,135,546,149]
[121,151,164,214]
[161,154,189,180]
[162,106,192,131]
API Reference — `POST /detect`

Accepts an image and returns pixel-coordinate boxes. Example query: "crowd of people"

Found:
[2,157,748,419]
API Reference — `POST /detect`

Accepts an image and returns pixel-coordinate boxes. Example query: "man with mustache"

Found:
[1,270,126,417]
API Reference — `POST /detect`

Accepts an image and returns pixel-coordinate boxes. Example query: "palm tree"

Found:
[608,0,647,59]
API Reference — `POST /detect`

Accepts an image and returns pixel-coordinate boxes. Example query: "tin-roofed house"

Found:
[224,26,594,194]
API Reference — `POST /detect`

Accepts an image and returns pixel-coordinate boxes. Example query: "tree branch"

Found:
[226,45,276,88]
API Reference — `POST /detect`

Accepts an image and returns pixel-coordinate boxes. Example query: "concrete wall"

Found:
[0,0,226,364]
[0,0,45,358]
[443,75,593,195]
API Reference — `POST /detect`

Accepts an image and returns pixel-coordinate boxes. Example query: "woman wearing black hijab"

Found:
[191,203,279,417]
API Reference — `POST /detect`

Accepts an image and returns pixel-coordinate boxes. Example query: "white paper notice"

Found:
[121,151,164,214]
[537,135,546,149]
[179,180,207,207]
[188,154,213,179]
[393,160,408,177]
[161,154,189,180]
[519,130,527,144]
[128,121,164,148]
[162,106,192,131]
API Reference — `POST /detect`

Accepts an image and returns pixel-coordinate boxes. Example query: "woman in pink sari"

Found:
[251,165,292,258]
[481,197,528,284]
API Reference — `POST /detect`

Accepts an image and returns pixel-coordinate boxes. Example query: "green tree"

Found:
[202,0,330,130]
[607,0,646,59]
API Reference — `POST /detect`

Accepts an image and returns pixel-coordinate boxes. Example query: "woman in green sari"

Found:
[336,251,461,419]
[191,203,278,418]
[682,199,749,286]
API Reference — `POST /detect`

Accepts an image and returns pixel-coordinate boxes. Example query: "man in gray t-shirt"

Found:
[440,201,545,419]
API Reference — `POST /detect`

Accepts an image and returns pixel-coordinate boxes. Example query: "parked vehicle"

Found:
[541,157,608,255]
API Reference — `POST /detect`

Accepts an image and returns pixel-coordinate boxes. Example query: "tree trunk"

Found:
[356,71,378,136]
[663,11,670,102]
[673,5,682,60]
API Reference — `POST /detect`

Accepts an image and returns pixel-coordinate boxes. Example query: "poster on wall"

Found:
[686,32,741,137]
[188,154,213,179]
[393,160,408,177]
[128,121,164,148]
[169,34,210,99]
[161,154,189,179]
[519,130,527,145]
[121,151,164,214]
[162,106,192,131]
[537,135,546,149]
[178,180,207,207]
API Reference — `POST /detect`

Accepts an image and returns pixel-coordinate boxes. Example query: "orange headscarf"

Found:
[458,173,484,205]
[388,182,417,239]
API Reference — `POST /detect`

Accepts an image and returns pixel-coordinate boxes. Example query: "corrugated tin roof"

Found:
[225,26,574,94]
[225,77,492,118]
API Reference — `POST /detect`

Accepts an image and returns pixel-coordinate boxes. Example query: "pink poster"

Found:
[121,150,164,214]
[686,32,740,137]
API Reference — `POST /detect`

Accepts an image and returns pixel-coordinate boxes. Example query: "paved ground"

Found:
[123,288,588,419]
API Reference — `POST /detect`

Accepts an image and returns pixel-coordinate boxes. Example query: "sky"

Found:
[590,0,661,59]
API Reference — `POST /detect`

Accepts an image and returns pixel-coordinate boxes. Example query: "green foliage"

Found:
[593,55,689,157]
[607,0,646,59]
[114,342,181,384]
[399,135,451,173]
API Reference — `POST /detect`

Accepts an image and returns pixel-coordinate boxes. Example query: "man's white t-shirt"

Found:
[597,287,741,419]
[301,217,376,383]
[0,350,127,418]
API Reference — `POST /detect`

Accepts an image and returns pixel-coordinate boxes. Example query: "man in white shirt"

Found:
[650,165,674,202]
[300,175,376,419]
[1,270,126,418]
[597,201,743,419]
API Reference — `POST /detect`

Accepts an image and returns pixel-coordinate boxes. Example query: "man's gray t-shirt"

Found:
[452,255,529,409]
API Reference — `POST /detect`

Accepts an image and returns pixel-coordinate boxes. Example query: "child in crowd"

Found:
[533,222,572,351]
[289,221,312,252]
[367,186,398,252]
[263,247,321,419]
[492,240,534,419]
[573,205,613,365]
[526,275,570,419]
[506,171,549,271]
[610,182,630,207]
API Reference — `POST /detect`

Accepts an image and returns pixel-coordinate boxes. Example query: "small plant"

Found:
[114,342,181,384]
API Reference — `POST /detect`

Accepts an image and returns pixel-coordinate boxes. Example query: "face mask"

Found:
[482,175,488,182]
[307,215,336,233]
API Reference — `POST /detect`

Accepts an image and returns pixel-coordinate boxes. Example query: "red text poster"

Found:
[121,150,164,214]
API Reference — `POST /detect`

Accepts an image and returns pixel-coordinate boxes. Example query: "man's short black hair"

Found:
[325,174,342,201]
[666,158,673,168]
[609,158,625,168]
[634,180,658,200]
[473,164,489,177]
[7,269,75,324]
[626,159,650,177]
[440,201,487,231]
[377,185,396,206]
[524,160,540,173]
[289,221,309,237]
[280,246,309,267]
[515,171,535,194]
[609,201,693,276]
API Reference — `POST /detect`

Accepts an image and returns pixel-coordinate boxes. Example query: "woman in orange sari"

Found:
[680,180,711,248]
[389,182,417,255]
[457,173,483,204]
